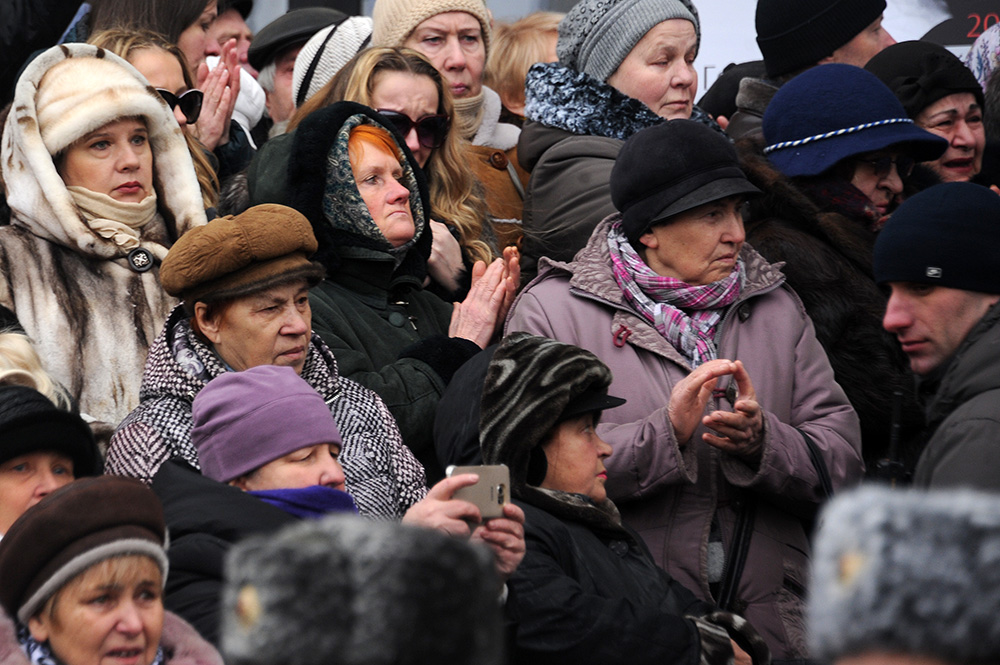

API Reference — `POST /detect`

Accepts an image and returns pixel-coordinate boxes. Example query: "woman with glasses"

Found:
[0,43,206,426]
[279,47,497,301]
[90,29,220,210]
[272,100,516,481]
[740,64,947,475]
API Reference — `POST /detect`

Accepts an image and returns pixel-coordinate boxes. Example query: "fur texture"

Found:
[221,515,502,665]
[0,44,206,424]
[810,486,1000,663]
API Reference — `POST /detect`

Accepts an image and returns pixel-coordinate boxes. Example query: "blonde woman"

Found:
[269,47,500,299]
[89,29,221,209]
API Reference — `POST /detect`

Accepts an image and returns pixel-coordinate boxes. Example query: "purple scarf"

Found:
[608,221,744,367]
[250,485,359,520]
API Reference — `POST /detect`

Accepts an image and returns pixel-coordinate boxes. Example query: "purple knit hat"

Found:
[192,366,342,483]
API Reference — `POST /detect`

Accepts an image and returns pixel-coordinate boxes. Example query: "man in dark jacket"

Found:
[875,182,1000,490]
[727,0,895,138]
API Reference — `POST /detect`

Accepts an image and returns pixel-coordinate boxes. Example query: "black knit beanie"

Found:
[0,385,100,477]
[874,182,1000,293]
[865,40,985,118]
[756,0,886,78]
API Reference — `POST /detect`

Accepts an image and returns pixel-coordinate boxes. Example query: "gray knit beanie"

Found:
[221,514,502,665]
[809,486,1000,664]
[557,0,701,82]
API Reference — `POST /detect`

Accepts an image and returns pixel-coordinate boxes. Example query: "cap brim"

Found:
[561,392,627,421]
[624,176,761,241]
[767,123,948,178]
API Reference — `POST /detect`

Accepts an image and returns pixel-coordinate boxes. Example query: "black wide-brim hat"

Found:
[611,120,761,242]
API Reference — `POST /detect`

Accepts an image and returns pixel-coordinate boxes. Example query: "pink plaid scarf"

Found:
[608,221,744,367]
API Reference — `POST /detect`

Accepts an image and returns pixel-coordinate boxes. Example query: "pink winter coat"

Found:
[506,216,863,660]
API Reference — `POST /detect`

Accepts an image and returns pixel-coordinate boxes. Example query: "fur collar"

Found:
[286,102,432,283]
[2,44,205,259]
[471,87,520,150]
[523,62,721,141]
[734,77,779,117]
[737,135,884,277]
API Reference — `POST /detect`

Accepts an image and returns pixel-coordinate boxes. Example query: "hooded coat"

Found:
[0,44,206,425]
[105,306,428,520]
[284,102,483,480]
[517,62,723,283]
[506,217,863,660]
[480,333,770,665]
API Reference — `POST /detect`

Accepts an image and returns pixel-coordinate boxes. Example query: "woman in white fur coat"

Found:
[0,43,206,426]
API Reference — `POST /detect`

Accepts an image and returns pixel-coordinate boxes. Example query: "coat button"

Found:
[609,540,628,557]
[489,151,508,169]
[388,312,407,327]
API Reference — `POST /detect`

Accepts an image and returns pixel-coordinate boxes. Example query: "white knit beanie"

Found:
[292,16,373,107]
[35,54,165,156]
[371,0,492,57]
[557,0,700,82]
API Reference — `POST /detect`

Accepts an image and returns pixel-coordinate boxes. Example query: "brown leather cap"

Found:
[161,204,324,303]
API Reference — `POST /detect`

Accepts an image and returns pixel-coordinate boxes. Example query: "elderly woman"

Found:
[741,63,947,472]
[481,333,769,665]
[866,40,990,186]
[371,0,530,243]
[516,0,721,281]
[506,118,863,660]
[0,476,221,665]
[154,364,523,645]
[280,101,514,480]
[0,43,207,425]
[105,204,427,520]
[0,385,100,535]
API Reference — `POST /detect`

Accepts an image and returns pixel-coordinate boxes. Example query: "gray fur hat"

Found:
[809,486,1000,664]
[557,0,700,82]
[221,514,502,665]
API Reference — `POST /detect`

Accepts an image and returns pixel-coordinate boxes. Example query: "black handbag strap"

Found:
[800,428,833,498]
[717,496,756,612]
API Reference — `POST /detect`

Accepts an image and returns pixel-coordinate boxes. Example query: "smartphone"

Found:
[445,464,510,520]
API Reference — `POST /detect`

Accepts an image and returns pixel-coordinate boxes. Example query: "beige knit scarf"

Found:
[452,91,485,141]
[67,186,158,252]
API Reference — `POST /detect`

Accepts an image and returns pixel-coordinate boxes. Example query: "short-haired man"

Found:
[248,7,346,136]
[727,0,896,138]
[874,181,1000,489]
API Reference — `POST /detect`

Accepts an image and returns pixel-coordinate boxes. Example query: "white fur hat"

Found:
[292,16,373,108]
[35,55,165,156]
[1,44,206,259]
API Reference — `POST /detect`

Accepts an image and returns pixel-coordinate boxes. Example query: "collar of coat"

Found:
[523,61,721,141]
[140,305,342,405]
[531,215,791,370]
[920,300,1000,429]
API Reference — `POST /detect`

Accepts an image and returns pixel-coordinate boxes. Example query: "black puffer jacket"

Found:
[152,460,296,646]
[738,137,925,474]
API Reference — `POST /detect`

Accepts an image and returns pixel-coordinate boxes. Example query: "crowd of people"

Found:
[2,0,1000,663]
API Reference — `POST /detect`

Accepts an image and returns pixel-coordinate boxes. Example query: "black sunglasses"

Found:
[858,154,915,179]
[156,88,204,124]
[377,110,450,150]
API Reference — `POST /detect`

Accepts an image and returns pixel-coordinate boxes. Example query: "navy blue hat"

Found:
[611,119,760,242]
[763,64,947,178]
[874,182,1000,294]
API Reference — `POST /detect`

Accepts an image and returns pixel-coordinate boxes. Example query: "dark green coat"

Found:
[310,244,479,481]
